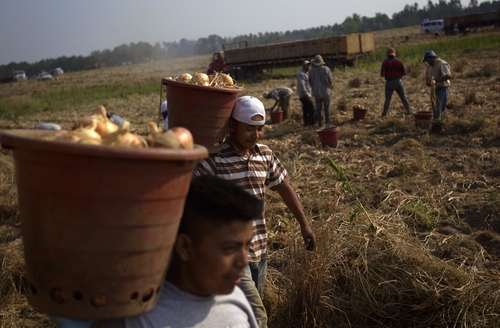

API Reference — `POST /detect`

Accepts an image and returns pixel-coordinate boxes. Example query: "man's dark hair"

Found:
[178,175,263,241]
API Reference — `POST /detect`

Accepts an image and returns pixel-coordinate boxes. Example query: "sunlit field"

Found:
[2,26,500,327]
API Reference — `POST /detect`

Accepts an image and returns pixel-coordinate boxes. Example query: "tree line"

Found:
[1,0,499,78]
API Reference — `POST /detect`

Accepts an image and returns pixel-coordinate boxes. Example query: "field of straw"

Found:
[2,26,500,327]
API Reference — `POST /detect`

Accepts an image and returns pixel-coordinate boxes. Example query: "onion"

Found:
[73,116,94,129]
[53,131,87,143]
[170,127,194,149]
[177,73,192,83]
[147,122,181,149]
[191,72,209,86]
[39,130,67,140]
[91,105,119,136]
[74,121,101,140]
[78,137,102,145]
[220,73,233,86]
[102,121,148,148]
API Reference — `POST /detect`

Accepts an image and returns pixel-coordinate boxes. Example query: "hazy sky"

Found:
[0,0,479,65]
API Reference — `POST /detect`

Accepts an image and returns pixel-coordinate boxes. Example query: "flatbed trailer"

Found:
[208,32,375,79]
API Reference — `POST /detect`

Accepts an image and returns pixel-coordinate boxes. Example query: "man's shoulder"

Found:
[255,143,274,154]
[437,58,450,66]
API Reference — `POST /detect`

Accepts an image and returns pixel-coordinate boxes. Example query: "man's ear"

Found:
[228,119,235,133]
[174,233,191,262]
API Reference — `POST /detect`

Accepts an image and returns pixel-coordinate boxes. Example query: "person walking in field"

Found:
[423,50,452,119]
[308,54,333,128]
[195,96,316,328]
[297,60,316,126]
[262,87,293,120]
[380,48,412,117]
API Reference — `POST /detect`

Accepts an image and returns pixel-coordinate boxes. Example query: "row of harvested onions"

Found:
[42,105,194,149]
[166,71,238,89]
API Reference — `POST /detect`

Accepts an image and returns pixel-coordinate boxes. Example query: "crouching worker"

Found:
[51,175,262,328]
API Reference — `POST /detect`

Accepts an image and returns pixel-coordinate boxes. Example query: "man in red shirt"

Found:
[380,48,412,117]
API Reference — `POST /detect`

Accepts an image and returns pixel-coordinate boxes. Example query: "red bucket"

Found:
[0,129,208,319]
[162,78,243,153]
[270,111,283,124]
[413,111,433,130]
[353,106,368,120]
[317,126,340,148]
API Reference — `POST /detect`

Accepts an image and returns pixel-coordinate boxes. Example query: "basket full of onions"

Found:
[0,108,208,319]
[162,72,243,153]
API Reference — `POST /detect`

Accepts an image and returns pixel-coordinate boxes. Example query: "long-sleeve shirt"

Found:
[297,68,312,99]
[265,87,292,101]
[308,64,333,99]
[381,57,406,81]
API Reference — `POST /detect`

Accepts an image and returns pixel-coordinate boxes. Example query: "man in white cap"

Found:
[297,60,316,126]
[195,96,316,328]
[308,54,333,128]
[423,50,452,119]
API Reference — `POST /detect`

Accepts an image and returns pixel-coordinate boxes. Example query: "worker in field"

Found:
[296,60,316,126]
[195,96,316,328]
[51,175,261,328]
[380,47,412,117]
[423,50,452,120]
[262,86,293,120]
[308,54,333,128]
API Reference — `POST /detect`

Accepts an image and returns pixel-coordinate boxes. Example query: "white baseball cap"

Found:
[232,96,265,126]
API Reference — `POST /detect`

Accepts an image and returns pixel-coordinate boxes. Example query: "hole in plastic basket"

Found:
[90,293,107,308]
[142,287,154,302]
[73,291,83,301]
[50,288,65,304]
[130,291,139,301]
[30,284,37,295]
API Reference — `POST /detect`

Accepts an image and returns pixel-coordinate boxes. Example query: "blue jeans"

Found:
[315,97,331,127]
[382,79,411,116]
[434,87,449,119]
[239,259,268,328]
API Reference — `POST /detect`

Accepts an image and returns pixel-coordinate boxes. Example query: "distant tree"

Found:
[468,0,479,8]
[342,14,362,33]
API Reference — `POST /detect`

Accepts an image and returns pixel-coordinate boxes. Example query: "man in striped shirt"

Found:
[380,48,412,117]
[195,96,316,328]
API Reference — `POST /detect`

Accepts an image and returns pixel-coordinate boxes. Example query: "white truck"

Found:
[13,70,27,82]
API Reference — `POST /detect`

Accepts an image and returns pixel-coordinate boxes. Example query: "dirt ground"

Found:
[1,27,500,327]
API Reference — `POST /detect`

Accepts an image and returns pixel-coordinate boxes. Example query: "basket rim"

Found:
[0,129,208,161]
[161,78,243,94]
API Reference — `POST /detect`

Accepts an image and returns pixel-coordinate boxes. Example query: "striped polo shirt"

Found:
[194,138,287,262]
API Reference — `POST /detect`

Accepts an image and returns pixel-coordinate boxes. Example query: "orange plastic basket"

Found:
[0,129,208,319]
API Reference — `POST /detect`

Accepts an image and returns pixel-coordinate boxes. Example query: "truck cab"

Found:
[13,70,27,82]
[207,51,226,74]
